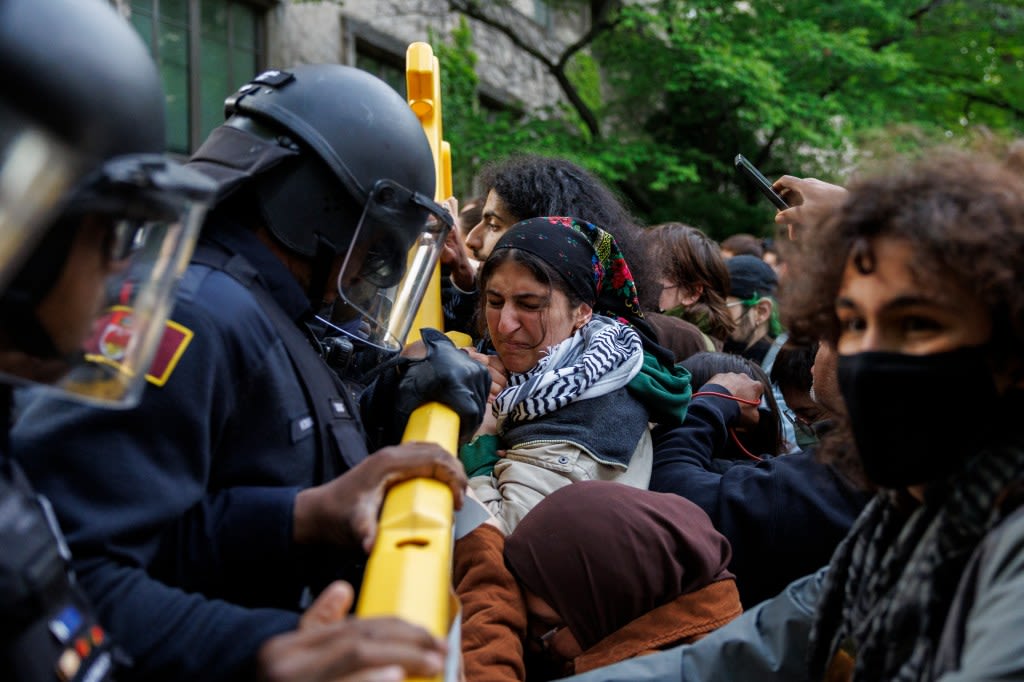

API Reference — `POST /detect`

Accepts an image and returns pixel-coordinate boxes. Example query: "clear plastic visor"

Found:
[6,157,214,407]
[0,102,83,291]
[332,179,452,352]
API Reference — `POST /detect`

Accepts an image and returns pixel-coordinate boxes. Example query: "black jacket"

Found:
[650,387,869,606]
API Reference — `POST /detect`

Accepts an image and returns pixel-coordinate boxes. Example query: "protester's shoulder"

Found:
[949,502,1024,655]
[976,502,1024,584]
[644,312,707,363]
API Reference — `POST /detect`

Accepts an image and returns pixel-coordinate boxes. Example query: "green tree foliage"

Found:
[439,0,1023,237]
[433,17,483,199]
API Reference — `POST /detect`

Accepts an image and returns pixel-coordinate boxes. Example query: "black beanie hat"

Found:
[727,254,778,299]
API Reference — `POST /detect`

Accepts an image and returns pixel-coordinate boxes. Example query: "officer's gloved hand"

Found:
[360,328,489,448]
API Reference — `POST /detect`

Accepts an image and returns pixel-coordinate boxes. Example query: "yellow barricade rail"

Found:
[356,42,462,682]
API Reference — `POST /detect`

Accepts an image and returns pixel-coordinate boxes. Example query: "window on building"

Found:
[129,0,266,154]
[355,42,406,97]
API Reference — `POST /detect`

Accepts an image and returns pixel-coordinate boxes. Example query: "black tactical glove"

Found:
[360,328,489,448]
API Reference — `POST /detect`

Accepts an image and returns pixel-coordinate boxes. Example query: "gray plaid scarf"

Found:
[808,435,1024,681]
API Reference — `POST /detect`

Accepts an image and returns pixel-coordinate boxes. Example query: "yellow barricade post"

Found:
[355,42,463,682]
[406,41,446,343]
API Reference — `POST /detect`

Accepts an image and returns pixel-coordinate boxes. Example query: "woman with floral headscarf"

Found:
[458,216,690,534]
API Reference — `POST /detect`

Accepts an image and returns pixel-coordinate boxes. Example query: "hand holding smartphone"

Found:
[734,154,789,210]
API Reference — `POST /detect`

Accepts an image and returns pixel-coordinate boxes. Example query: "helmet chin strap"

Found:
[306,234,337,308]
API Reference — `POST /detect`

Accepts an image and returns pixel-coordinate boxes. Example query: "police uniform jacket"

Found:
[1,422,119,682]
[12,218,369,681]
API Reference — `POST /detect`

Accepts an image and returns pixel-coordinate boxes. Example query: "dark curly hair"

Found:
[781,149,1024,364]
[779,148,1024,488]
[643,222,736,342]
[477,154,658,311]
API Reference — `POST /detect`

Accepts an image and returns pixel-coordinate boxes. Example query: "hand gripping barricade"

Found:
[355,43,470,682]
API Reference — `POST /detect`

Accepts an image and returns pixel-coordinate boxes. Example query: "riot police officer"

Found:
[0,0,217,679]
[13,57,489,680]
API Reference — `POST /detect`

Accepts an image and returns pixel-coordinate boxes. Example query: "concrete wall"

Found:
[269,0,590,112]
[267,1,345,66]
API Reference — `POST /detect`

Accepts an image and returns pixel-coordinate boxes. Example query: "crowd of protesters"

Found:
[6,4,1024,681]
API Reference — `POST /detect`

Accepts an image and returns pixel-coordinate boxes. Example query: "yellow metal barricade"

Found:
[356,42,463,682]
[405,41,450,343]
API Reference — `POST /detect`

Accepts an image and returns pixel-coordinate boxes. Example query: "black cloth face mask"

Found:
[837,346,999,489]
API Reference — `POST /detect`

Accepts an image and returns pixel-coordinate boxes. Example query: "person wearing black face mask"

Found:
[784,151,1024,682]
[556,148,1024,682]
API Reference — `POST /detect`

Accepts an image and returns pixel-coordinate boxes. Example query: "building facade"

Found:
[113,0,591,156]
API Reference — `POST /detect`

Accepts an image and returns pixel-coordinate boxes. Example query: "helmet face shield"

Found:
[335,179,452,351]
[0,101,83,291]
[4,157,215,407]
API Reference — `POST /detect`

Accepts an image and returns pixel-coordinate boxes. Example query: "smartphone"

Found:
[734,154,789,210]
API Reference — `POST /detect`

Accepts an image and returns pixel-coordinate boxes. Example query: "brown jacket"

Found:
[646,312,719,363]
[572,579,743,675]
[455,524,527,682]
[455,526,742,681]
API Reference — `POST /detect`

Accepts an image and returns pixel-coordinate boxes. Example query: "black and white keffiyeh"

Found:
[808,435,1024,681]
[494,315,643,432]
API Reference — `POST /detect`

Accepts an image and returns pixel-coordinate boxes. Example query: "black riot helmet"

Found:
[0,0,216,406]
[189,64,451,351]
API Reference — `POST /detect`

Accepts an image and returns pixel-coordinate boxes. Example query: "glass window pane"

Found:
[201,0,227,38]
[161,66,189,154]
[231,3,256,49]
[199,1,260,144]
[199,36,231,141]
[158,2,190,154]
[232,47,257,84]
[356,51,405,97]
[161,0,189,24]
[127,1,188,152]
[130,10,153,51]
[129,0,264,153]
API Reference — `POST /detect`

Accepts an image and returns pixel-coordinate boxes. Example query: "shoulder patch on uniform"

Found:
[145,319,194,387]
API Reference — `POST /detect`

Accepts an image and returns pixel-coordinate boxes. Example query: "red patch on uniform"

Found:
[84,307,135,362]
[145,320,193,386]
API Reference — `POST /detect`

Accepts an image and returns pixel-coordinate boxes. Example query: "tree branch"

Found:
[919,67,1024,119]
[964,92,1024,120]
[556,2,620,70]
[754,129,781,168]
[818,1,945,101]
[448,0,612,138]
[872,0,942,50]
[449,1,556,69]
